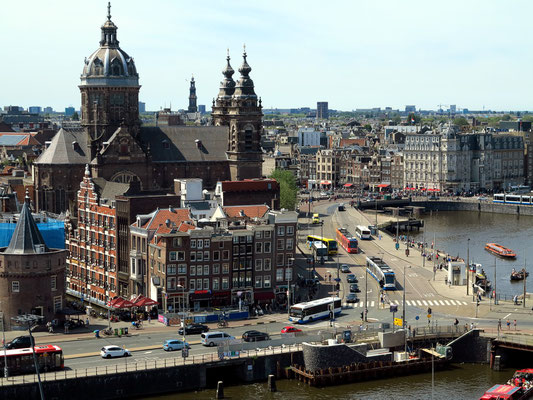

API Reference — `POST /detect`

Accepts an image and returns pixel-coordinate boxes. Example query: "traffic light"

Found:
[427,307,432,315]
[379,279,384,288]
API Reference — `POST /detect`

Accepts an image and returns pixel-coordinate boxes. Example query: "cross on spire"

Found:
[107,2,112,21]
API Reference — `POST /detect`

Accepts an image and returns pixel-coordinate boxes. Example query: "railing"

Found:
[0,344,303,387]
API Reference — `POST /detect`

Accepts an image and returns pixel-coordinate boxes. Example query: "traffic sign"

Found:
[394,318,403,327]
[415,316,420,320]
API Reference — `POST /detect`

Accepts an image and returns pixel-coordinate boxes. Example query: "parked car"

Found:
[340,264,350,273]
[163,339,190,351]
[178,323,209,335]
[6,336,34,349]
[242,330,270,342]
[281,326,302,334]
[200,332,235,347]
[338,204,345,211]
[346,293,359,303]
[350,284,360,293]
[101,345,131,358]
[346,274,358,283]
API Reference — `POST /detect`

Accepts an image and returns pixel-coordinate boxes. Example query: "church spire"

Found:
[100,2,119,47]
[217,50,235,99]
[233,45,256,99]
[188,75,198,113]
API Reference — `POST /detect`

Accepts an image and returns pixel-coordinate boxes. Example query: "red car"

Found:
[281,326,302,334]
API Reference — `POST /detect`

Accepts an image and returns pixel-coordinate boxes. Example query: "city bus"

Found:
[289,297,342,323]
[336,228,358,253]
[306,235,338,255]
[312,241,328,258]
[312,213,320,224]
[366,256,396,290]
[0,345,64,376]
[355,225,372,240]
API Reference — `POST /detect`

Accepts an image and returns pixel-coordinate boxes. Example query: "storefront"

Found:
[253,291,275,307]
[231,289,253,311]
[189,290,212,311]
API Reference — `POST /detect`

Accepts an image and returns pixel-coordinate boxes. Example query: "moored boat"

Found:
[510,268,529,281]
[485,243,517,258]
[480,369,533,400]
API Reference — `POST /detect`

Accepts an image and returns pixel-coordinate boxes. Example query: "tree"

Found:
[72,111,79,121]
[363,124,372,132]
[453,117,469,127]
[270,169,297,210]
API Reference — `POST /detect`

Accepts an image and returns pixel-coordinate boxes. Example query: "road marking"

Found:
[462,301,468,305]
[416,300,423,306]
[422,300,428,306]
[393,300,399,305]
[406,300,413,306]
[429,300,436,306]
[144,351,153,354]
[439,300,446,306]
[503,313,511,319]
[448,300,456,305]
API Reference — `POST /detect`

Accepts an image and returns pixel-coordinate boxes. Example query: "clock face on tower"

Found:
[111,170,139,185]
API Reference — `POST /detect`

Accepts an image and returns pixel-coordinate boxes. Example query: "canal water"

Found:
[143,364,513,400]
[409,210,533,297]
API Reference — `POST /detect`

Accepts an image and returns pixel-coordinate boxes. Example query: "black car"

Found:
[346,274,358,283]
[350,284,360,293]
[346,293,358,303]
[178,323,209,335]
[6,336,35,349]
[242,330,270,342]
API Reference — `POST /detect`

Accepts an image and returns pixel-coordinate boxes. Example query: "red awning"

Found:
[428,188,440,192]
[110,297,134,309]
[377,184,390,188]
[344,183,353,188]
[321,180,331,185]
[420,188,427,191]
[131,294,158,307]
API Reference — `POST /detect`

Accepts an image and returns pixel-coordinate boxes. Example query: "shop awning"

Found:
[377,184,390,188]
[321,180,331,185]
[428,188,440,192]
[254,291,275,300]
[344,183,353,188]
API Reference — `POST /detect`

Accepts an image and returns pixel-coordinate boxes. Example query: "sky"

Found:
[3,0,533,112]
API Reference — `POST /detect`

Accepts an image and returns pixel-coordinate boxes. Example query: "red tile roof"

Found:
[222,205,269,219]
[141,208,192,229]
[221,179,279,192]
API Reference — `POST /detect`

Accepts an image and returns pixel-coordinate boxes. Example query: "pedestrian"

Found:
[498,319,502,331]
[148,314,151,324]
[46,321,54,333]
[64,323,69,334]
[514,319,517,331]
[85,317,90,329]
[507,319,511,330]
[470,322,474,330]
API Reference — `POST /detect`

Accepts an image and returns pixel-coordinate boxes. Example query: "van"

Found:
[312,213,320,224]
[201,331,235,347]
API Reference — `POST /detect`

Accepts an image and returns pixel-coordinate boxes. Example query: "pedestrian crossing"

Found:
[344,299,468,307]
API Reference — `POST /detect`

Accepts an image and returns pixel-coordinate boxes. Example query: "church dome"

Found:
[81,3,139,87]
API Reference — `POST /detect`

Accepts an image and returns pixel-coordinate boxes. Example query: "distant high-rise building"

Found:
[198,104,206,114]
[188,76,197,113]
[317,102,328,119]
[64,107,75,116]
[43,107,54,114]
[450,105,457,113]
[28,106,42,114]
[138,101,146,113]
[405,105,416,113]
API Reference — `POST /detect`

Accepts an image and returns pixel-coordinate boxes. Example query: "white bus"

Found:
[355,225,372,240]
[288,297,342,324]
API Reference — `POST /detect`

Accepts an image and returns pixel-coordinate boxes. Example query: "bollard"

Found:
[216,381,224,399]
[268,374,277,392]
[493,355,502,371]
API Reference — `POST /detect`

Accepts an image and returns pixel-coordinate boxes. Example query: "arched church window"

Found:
[119,142,129,155]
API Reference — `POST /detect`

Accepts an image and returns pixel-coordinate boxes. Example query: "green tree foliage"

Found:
[270,169,297,210]
[453,116,469,127]
[72,111,79,121]
[363,124,372,132]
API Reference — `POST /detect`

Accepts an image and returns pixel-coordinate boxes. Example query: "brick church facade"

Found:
[33,5,264,214]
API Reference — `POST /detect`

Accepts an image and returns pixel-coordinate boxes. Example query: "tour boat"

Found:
[484,243,517,258]
[480,369,533,400]
[510,269,529,281]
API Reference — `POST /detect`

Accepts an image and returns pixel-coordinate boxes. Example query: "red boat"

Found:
[485,243,517,258]
[480,369,533,400]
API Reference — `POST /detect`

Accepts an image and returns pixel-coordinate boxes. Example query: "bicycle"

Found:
[217,319,228,328]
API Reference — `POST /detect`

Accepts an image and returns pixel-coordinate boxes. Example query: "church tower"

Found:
[79,3,141,161]
[188,76,198,113]
[213,49,263,180]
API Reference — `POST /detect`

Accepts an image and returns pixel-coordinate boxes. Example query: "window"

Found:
[53,296,62,312]
[277,239,284,251]
[285,268,293,281]
[167,264,176,275]
[158,249,161,258]
[264,258,272,271]
[203,278,209,290]
[190,280,195,290]
[213,278,220,290]
[222,263,229,274]
[196,265,202,276]
[190,239,196,249]
[277,254,284,266]
[265,231,272,239]
[246,235,253,243]
[255,231,263,239]
[190,252,196,262]
[177,251,185,261]
[204,251,210,261]
[223,250,230,260]
[287,257,294,266]
[51,275,57,291]
[286,238,294,250]
[190,266,196,276]
[213,251,220,261]
[222,277,229,289]
[264,276,271,288]
[213,264,220,274]
[219,241,224,249]
[255,259,263,271]
[255,242,263,253]
[255,276,263,288]
[277,226,285,236]
[169,252,177,261]
[12,281,20,292]
[276,269,284,282]
[172,238,182,247]
[287,226,294,235]
[197,240,203,249]
[203,265,209,275]
[167,277,176,290]
[264,242,271,253]
[204,239,210,248]
[178,264,187,274]
[197,251,203,261]
[196,279,203,290]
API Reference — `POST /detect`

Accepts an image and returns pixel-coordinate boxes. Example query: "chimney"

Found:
[195,139,202,148]
[72,141,78,150]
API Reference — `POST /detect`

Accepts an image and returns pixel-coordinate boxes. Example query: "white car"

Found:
[100,345,131,359]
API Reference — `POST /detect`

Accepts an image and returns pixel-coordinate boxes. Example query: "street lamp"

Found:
[11,315,44,400]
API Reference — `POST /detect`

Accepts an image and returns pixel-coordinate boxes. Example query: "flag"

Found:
[411,117,415,123]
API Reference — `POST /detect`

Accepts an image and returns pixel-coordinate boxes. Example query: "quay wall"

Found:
[0,352,303,400]
[413,200,533,216]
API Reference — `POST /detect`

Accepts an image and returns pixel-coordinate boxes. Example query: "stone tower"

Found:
[79,2,141,161]
[213,49,263,180]
[188,76,198,113]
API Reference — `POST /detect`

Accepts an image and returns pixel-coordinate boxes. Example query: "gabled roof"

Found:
[222,205,269,219]
[35,128,89,164]
[140,208,193,230]
[4,195,49,254]
[92,178,132,201]
[139,126,228,162]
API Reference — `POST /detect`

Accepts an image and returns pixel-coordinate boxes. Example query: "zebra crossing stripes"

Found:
[422,300,428,306]
[416,300,423,306]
